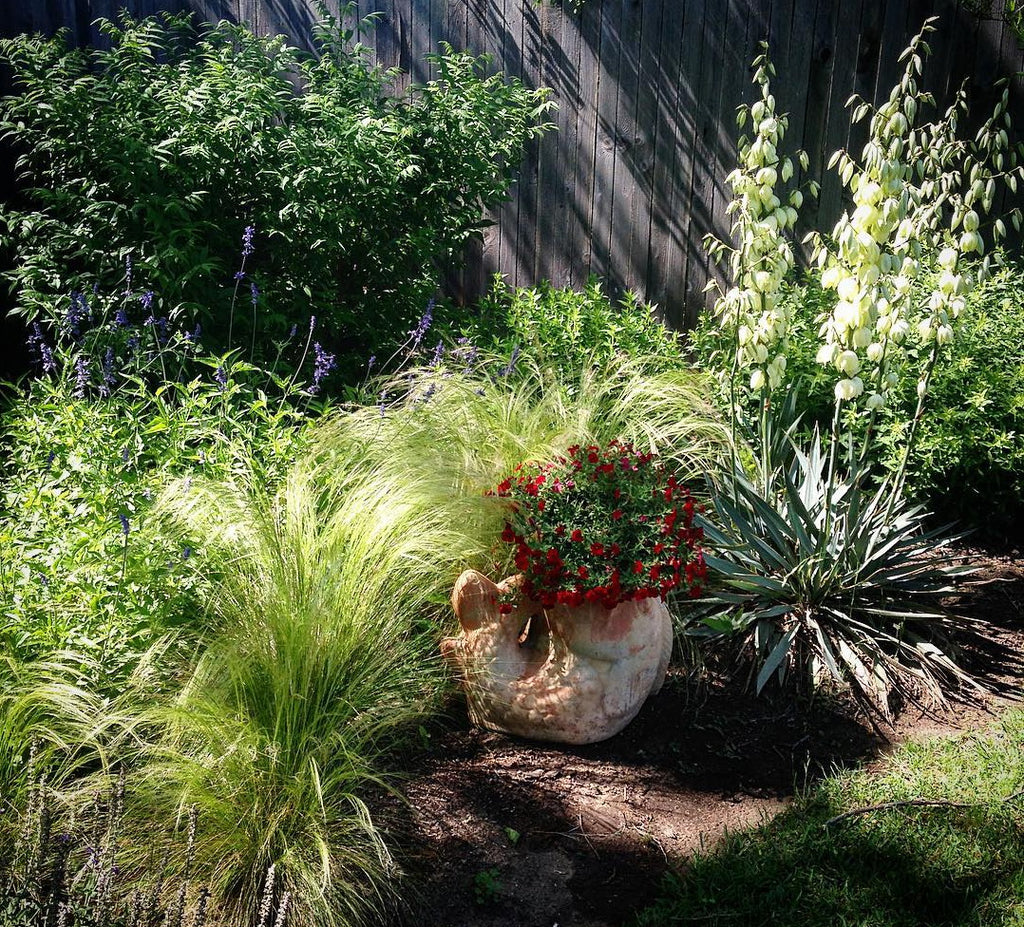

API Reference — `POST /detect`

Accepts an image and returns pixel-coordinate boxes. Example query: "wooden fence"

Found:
[2,0,1023,327]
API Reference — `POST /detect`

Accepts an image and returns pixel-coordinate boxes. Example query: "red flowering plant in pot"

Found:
[492,439,707,611]
[440,439,708,744]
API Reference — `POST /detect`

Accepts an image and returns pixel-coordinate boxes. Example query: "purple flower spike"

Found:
[215,366,228,390]
[410,300,434,350]
[242,225,255,258]
[250,281,260,307]
[119,513,130,537]
[310,342,336,395]
[72,356,89,398]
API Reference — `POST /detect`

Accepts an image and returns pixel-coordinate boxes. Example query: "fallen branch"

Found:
[824,789,1024,828]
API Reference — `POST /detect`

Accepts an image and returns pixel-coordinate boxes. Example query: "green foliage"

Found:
[451,276,685,379]
[884,258,1024,541]
[0,323,312,808]
[336,353,729,587]
[637,710,1024,926]
[0,10,553,374]
[472,867,503,906]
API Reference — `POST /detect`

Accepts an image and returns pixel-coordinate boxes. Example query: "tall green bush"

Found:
[0,9,553,376]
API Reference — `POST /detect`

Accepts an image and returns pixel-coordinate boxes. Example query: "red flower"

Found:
[590,542,605,557]
[555,524,566,536]
[633,560,644,574]
[571,529,584,543]
[499,602,513,615]
[577,565,589,579]
[501,524,516,544]
[611,508,623,521]
[537,500,546,512]
[588,451,599,463]
[496,478,512,495]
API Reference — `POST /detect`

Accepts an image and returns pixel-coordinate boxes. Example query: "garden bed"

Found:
[389,548,1024,927]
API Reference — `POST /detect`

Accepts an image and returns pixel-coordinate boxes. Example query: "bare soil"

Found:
[384,549,1024,927]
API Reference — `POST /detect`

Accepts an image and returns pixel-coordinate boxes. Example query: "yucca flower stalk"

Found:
[697,20,1024,716]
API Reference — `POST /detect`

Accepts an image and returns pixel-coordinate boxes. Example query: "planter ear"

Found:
[451,568,503,632]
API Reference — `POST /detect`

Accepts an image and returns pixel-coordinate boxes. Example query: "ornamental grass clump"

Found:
[493,440,707,610]
[696,20,1024,717]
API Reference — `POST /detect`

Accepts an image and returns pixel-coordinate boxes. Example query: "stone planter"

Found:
[441,569,673,744]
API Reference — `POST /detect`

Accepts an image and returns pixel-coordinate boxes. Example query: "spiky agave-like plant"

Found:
[690,427,999,718]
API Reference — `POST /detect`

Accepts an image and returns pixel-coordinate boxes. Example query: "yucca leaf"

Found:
[756,623,799,694]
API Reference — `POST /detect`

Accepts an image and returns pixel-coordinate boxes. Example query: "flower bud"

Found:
[865,391,886,410]
[836,350,861,377]
[938,247,958,270]
[750,368,766,391]
[838,277,859,302]
[936,324,954,345]
[834,377,864,401]
[867,342,884,362]
[853,327,873,348]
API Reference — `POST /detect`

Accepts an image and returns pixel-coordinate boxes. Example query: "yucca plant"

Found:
[691,425,989,717]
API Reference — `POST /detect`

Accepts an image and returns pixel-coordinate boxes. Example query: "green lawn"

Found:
[637,709,1024,927]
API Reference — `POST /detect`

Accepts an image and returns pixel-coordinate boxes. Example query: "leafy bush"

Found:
[0,9,553,376]
[449,276,685,379]
[882,258,1024,541]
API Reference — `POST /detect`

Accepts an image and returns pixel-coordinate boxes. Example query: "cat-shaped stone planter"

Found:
[441,569,672,744]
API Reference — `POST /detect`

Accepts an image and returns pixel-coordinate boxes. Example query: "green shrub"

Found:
[0,9,552,377]
[883,258,1024,541]
[449,276,685,379]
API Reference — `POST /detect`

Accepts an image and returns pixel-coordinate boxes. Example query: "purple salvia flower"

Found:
[289,324,298,339]
[115,306,130,327]
[310,342,336,395]
[242,225,255,258]
[431,340,444,367]
[101,347,116,396]
[67,292,89,337]
[214,366,228,391]
[72,356,89,398]
[139,290,154,312]
[420,382,437,403]
[251,281,260,307]
[124,254,133,294]
[119,514,130,537]
[410,299,434,350]
[309,315,317,333]
[234,270,246,281]
[40,340,56,375]
[367,355,376,372]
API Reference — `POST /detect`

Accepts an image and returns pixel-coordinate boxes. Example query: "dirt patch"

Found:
[386,550,1024,927]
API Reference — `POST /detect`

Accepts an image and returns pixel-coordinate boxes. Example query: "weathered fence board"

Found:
[2,0,1022,326]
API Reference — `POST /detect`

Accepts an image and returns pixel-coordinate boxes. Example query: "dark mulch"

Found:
[382,549,1024,927]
